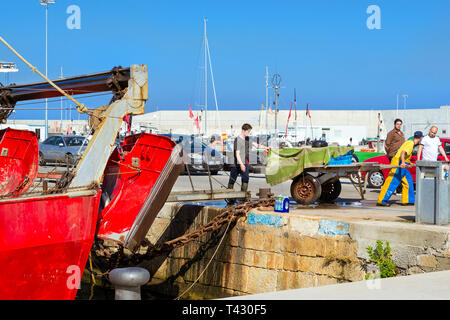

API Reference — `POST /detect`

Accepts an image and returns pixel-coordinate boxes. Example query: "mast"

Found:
[205,32,220,134]
[60,66,63,133]
[204,18,208,136]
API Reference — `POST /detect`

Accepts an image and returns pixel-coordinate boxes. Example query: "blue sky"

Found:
[1,0,450,120]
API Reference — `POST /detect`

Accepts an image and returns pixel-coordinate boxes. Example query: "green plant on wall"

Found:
[365,240,396,279]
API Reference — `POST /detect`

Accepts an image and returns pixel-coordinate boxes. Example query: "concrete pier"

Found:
[102,199,449,299]
[222,270,450,300]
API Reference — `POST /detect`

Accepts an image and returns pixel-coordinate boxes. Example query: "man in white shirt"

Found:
[417,126,449,161]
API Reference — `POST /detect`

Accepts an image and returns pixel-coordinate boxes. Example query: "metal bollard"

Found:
[109,267,150,300]
[256,188,274,200]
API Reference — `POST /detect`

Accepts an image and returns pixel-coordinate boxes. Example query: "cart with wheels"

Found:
[289,163,385,205]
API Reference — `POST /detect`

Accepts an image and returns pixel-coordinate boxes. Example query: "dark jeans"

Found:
[228,163,249,186]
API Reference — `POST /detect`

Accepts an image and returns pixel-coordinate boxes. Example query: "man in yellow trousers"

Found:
[377,131,424,206]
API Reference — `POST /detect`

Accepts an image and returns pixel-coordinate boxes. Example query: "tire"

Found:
[368,171,384,188]
[39,152,46,166]
[210,170,219,175]
[290,174,322,205]
[319,180,342,202]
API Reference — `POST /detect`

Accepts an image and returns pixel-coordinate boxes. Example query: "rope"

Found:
[174,209,234,300]
[88,253,96,300]
[0,36,90,115]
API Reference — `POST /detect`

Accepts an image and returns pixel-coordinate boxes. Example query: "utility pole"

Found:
[60,66,63,132]
[204,18,208,136]
[377,113,381,153]
[40,0,55,139]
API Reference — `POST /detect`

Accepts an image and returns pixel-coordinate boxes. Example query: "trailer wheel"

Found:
[319,180,342,202]
[290,174,322,205]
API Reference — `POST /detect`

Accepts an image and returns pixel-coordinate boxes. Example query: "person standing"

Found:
[417,126,449,161]
[385,119,405,162]
[227,123,268,194]
[377,131,424,206]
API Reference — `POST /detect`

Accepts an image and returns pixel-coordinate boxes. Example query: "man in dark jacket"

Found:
[227,123,269,197]
[385,119,405,162]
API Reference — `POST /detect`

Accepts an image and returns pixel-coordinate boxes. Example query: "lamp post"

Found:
[40,0,55,139]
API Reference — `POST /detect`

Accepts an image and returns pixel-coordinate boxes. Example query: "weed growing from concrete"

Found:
[365,240,396,279]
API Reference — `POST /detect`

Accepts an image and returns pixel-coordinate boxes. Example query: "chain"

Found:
[132,198,274,262]
[91,197,275,277]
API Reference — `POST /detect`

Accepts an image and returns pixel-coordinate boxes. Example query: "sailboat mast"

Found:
[204,18,208,136]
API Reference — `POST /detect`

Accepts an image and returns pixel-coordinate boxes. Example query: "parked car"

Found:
[160,134,224,174]
[361,137,450,188]
[39,135,87,166]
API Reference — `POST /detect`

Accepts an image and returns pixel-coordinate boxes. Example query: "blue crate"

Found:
[328,152,353,165]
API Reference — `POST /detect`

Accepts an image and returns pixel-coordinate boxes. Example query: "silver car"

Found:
[39,135,87,166]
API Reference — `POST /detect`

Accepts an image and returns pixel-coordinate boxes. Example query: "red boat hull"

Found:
[0,189,101,300]
[0,128,38,196]
[96,133,178,244]
[0,133,181,299]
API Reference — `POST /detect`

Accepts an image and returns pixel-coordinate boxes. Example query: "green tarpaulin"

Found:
[265,146,354,186]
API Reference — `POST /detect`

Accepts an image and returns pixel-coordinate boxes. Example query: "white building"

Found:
[6,105,450,144]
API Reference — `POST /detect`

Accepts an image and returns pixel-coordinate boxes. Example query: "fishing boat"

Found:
[0,47,183,299]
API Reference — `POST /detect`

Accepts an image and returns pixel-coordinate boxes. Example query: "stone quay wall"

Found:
[97,203,450,299]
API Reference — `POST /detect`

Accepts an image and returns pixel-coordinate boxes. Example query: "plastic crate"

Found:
[328,152,353,165]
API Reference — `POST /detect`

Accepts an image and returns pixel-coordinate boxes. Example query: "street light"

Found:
[40,0,55,139]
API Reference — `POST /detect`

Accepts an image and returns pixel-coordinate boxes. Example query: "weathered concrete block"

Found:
[318,219,349,236]
[407,266,424,275]
[247,267,278,293]
[242,230,266,251]
[316,274,340,287]
[348,220,448,248]
[247,212,282,227]
[228,229,240,247]
[342,262,365,282]
[322,260,344,278]
[324,237,357,260]
[436,256,450,271]
[252,250,268,268]
[229,246,251,265]
[222,263,249,292]
[289,216,320,236]
[276,271,290,290]
[417,254,437,269]
[283,253,299,271]
[263,233,281,252]
[266,252,284,270]
[298,256,331,276]
[146,219,170,243]
[276,271,315,290]
[281,235,298,253]
[295,236,321,257]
